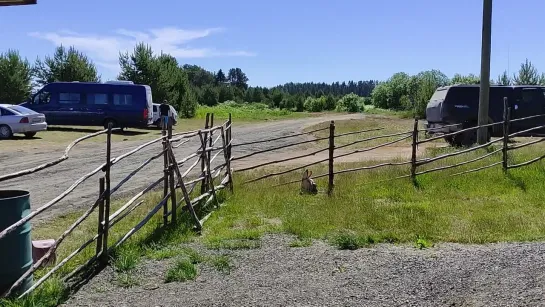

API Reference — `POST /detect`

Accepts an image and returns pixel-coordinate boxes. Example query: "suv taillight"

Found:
[143,108,148,120]
[19,117,29,124]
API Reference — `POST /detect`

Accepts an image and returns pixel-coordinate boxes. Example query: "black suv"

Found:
[426,85,545,146]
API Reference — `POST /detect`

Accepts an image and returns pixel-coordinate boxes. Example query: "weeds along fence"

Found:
[234,98,545,191]
[0,113,233,299]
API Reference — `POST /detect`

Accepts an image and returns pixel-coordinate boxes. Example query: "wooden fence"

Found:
[0,113,233,298]
[234,98,545,192]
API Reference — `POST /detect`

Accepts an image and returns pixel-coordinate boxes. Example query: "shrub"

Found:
[336,93,363,113]
[304,96,326,112]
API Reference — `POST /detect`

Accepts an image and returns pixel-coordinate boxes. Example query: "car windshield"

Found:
[7,105,38,115]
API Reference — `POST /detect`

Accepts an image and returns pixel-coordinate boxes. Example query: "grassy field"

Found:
[301,115,425,153]
[205,143,545,248]
[196,103,324,122]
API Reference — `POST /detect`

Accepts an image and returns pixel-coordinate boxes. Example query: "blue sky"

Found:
[1,0,544,87]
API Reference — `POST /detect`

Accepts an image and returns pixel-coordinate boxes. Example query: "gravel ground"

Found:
[63,234,545,307]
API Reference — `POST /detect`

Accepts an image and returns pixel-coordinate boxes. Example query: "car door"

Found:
[0,107,17,129]
[510,87,545,134]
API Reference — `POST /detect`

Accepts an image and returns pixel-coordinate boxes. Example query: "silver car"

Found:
[0,104,47,139]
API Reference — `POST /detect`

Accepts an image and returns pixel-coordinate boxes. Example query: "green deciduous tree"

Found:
[0,50,32,104]
[324,94,336,110]
[34,45,100,86]
[450,73,480,85]
[218,85,234,103]
[304,96,326,112]
[200,85,219,106]
[336,93,363,113]
[118,43,196,117]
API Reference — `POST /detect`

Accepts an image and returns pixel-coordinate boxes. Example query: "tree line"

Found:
[1,43,545,118]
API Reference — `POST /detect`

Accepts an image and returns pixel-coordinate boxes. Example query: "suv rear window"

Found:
[430,88,448,101]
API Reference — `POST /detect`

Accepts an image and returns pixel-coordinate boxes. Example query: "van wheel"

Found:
[0,125,13,139]
[103,119,117,130]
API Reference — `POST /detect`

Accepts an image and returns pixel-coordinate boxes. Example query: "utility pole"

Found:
[477,0,493,144]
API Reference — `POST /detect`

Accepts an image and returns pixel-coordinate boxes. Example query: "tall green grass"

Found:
[196,102,313,121]
[204,145,545,246]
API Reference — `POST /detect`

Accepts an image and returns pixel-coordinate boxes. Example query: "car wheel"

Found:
[24,132,37,138]
[103,119,117,130]
[0,125,13,139]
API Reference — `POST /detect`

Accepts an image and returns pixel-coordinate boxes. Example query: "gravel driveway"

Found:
[0,114,368,223]
[63,235,545,307]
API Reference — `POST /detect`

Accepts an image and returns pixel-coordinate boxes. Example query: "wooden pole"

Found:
[199,131,219,208]
[502,97,511,172]
[410,119,419,183]
[101,123,112,264]
[227,113,233,192]
[220,125,233,194]
[207,113,214,192]
[201,113,210,194]
[96,177,105,256]
[328,121,335,196]
[477,0,493,144]
[167,119,177,224]
[162,116,169,226]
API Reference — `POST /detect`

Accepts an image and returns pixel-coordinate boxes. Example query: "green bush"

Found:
[304,96,326,112]
[336,93,363,113]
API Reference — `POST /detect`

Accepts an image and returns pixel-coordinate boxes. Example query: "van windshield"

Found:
[430,88,448,101]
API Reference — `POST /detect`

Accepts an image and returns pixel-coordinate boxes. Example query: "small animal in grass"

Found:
[301,169,318,195]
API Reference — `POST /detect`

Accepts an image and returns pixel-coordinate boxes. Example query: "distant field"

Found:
[1,105,322,149]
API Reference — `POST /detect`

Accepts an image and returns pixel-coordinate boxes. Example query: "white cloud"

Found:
[28,27,255,73]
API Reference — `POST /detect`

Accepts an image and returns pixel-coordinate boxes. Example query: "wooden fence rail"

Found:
[236,97,545,194]
[0,112,232,299]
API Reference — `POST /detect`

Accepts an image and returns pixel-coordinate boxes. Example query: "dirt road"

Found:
[0,113,425,223]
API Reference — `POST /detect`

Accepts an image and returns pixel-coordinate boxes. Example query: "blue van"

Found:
[21,81,154,129]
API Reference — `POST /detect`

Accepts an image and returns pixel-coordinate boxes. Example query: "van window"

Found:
[86,93,108,105]
[521,89,542,104]
[33,91,51,105]
[59,93,81,104]
[114,94,133,106]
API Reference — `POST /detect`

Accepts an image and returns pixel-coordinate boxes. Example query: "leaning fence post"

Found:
[328,121,335,196]
[167,119,177,224]
[96,177,105,256]
[502,97,511,172]
[227,113,233,192]
[101,123,112,264]
[161,115,169,226]
[201,113,210,194]
[410,119,419,183]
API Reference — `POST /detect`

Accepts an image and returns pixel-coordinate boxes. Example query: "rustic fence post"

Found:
[96,177,105,256]
[201,113,210,194]
[228,113,233,192]
[328,121,335,195]
[101,123,112,264]
[162,116,169,226]
[167,119,177,224]
[502,97,511,172]
[410,118,419,183]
